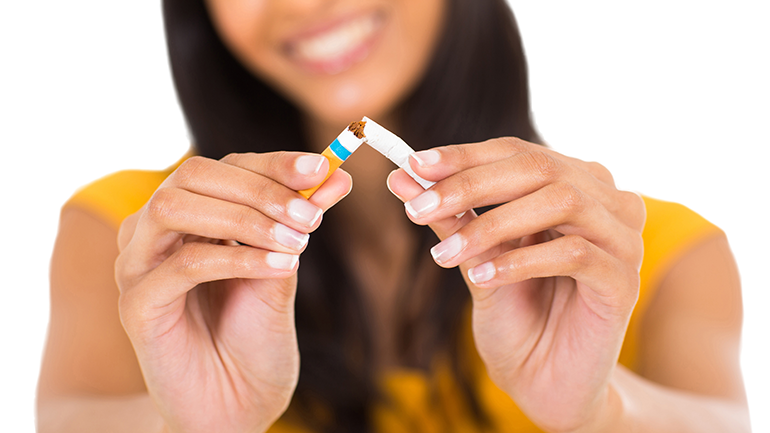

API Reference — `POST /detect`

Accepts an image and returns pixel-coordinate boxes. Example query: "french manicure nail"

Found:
[273,223,309,250]
[405,190,440,218]
[430,233,466,265]
[386,170,405,201]
[411,150,440,167]
[295,155,326,176]
[288,199,322,227]
[266,252,299,270]
[468,262,496,284]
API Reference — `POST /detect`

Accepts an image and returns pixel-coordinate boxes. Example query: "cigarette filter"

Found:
[361,116,435,189]
[298,122,366,199]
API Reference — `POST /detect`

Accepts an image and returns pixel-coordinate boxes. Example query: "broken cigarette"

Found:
[298,120,366,199]
[361,116,435,189]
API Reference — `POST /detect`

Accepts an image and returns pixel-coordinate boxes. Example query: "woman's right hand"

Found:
[115,152,351,433]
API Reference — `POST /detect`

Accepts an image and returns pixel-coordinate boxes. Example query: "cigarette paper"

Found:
[361,116,435,189]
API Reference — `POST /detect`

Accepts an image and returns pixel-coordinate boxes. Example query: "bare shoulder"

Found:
[638,231,746,402]
[38,205,145,405]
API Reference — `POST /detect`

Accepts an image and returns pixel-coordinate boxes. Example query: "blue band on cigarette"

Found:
[329,138,352,160]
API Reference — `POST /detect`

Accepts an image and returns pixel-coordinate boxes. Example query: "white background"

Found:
[1,1,767,431]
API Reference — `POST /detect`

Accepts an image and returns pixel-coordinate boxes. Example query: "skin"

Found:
[204,0,446,131]
[37,0,749,432]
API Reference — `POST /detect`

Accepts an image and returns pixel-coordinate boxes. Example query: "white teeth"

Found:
[293,15,379,64]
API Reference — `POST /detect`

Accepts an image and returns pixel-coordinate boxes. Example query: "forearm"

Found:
[592,365,750,433]
[37,393,166,433]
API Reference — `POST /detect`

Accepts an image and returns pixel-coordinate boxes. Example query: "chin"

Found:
[300,86,396,129]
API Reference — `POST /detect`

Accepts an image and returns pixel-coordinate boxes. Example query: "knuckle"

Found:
[173,243,207,285]
[220,152,243,165]
[498,136,529,154]
[117,212,139,251]
[629,232,645,271]
[445,143,469,163]
[565,236,594,268]
[114,253,131,291]
[451,171,480,204]
[268,151,287,165]
[238,249,269,276]
[523,150,561,181]
[232,206,257,233]
[549,181,586,215]
[586,161,615,185]
[624,191,647,230]
[263,151,290,176]
[473,212,503,245]
[117,283,147,335]
[174,156,210,184]
[145,188,179,223]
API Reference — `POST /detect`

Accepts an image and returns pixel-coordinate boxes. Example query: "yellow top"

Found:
[65,156,723,433]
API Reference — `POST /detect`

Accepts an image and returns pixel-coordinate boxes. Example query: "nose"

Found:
[270,0,337,19]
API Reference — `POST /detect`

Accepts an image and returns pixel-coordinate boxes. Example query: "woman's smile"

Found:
[205,0,445,128]
[284,10,385,75]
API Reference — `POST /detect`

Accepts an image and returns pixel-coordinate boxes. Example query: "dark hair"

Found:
[162,0,539,431]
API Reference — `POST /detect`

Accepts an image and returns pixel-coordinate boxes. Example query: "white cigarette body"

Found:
[361,116,435,190]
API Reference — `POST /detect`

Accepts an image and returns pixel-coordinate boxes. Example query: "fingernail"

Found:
[468,262,496,284]
[288,199,322,227]
[430,233,466,265]
[266,252,299,270]
[295,155,326,176]
[386,170,405,201]
[273,223,309,250]
[405,190,440,218]
[411,150,440,167]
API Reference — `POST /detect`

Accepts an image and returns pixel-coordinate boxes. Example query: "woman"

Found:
[37,0,750,432]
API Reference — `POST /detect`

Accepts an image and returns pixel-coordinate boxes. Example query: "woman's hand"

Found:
[115,152,351,433]
[387,137,646,433]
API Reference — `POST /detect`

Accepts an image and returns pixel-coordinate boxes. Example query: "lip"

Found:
[283,10,386,75]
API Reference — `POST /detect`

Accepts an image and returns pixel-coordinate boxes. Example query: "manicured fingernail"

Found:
[386,170,405,201]
[405,190,440,218]
[273,223,309,250]
[295,155,326,176]
[266,252,299,270]
[468,262,496,284]
[411,150,440,167]
[288,199,322,227]
[430,233,466,265]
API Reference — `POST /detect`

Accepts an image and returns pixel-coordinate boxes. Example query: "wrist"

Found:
[565,380,625,433]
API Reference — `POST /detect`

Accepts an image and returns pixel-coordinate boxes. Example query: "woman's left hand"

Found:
[387,137,646,433]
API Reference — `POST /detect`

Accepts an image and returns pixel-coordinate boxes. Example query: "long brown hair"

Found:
[162,0,539,431]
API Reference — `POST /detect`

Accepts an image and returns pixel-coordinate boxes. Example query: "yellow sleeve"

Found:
[618,195,723,370]
[63,155,188,229]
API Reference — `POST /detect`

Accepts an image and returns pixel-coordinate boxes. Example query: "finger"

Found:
[410,137,615,187]
[465,234,639,316]
[220,152,331,192]
[129,188,317,267]
[118,211,140,252]
[386,168,476,240]
[164,155,326,231]
[429,182,644,269]
[118,242,298,320]
[404,146,644,231]
[167,154,327,203]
